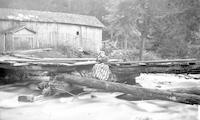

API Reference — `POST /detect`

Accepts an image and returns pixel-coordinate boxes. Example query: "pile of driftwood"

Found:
[1,49,200,105]
[0,48,101,84]
[0,48,99,73]
[109,59,200,84]
[110,59,200,74]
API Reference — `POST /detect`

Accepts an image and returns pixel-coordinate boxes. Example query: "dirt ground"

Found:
[0,74,199,120]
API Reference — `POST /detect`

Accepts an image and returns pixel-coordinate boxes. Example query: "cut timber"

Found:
[110,61,200,84]
[36,58,96,61]
[3,57,99,63]
[110,62,200,74]
[9,54,40,60]
[109,58,197,65]
[56,74,200,105]
[5,58,119,63]
[7,48,52,54]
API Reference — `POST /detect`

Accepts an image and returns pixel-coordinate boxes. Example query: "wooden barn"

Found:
[0,8,104,52]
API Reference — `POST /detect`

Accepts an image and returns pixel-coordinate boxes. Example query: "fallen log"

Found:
[56,74,200,105]
[117,87,200,101]
[116,93,152,101]
[167,87,200,95]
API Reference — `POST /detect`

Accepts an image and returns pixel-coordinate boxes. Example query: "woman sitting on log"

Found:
[92,51,111,81]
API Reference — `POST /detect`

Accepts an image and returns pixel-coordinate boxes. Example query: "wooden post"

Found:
[56,74,200,105]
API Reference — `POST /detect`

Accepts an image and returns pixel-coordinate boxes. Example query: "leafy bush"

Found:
[109,49,139,61]
[143,51,161,60]
[188,45,200,60]
[108,48,160,61]
[57,45,97,58]
[101,40,118,56]
[57,45,82,57]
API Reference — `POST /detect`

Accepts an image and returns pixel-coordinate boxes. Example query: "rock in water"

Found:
[18,95,34,102]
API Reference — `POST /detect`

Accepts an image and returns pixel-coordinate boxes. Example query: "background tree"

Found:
[104,0,159,60]
[105,0,200,59]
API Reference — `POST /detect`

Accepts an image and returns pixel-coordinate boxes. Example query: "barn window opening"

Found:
[76,31,79,35]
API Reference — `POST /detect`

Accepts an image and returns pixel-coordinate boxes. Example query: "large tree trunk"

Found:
[117,87,200,101]
[56,74,200,105]
[139,36,145,61]
[124,36,128,49]
[167,87,200,95]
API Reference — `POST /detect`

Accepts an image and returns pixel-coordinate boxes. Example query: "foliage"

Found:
[152,0,200,58]
[143,51,161,60]
[109,49,160,61]
[57,45,97,58]
[0,0,108,22]
[109,49,139,61]
[101,40,118,55]
[105,0,200,59]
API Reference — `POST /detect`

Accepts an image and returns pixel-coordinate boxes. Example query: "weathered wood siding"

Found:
[0,20,102,52]
[80,26,102,52]
[13,29,37,50]
[0,34,5,52]
[3,29,36,51]
[5,34,12,51]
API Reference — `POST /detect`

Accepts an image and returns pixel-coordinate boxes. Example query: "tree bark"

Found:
[139,36,145,61]
[167,87,200,95]
[56,74,200,105]
[124,36,128,49]
[117,87,200,101]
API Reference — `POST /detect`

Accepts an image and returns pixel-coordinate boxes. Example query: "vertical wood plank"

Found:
[12,35,14,51]
[0,34,5,52]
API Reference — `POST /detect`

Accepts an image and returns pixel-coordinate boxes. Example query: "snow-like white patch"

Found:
[136,101,166,112]
[136,73,200,89]
[18,13,24,17]
[7,15,15,19]
[6,14,39,21]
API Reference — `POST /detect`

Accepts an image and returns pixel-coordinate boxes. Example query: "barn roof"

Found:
[0,8,105,28]
[2,25,36,34]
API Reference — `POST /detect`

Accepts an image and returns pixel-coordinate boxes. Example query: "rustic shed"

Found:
[1,26,37,51]
[0,8,104,52]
